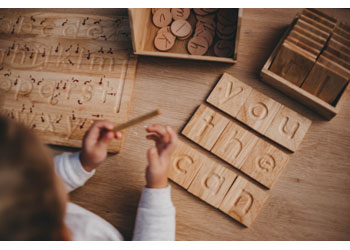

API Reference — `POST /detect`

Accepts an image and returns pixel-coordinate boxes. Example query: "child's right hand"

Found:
[145,124,177,189]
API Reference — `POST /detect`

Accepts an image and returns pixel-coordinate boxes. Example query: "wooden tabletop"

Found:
[44,8,350,240]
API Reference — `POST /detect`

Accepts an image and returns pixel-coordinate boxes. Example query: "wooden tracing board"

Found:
[0,11,137,153]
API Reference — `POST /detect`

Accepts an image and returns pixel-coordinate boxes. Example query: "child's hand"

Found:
[145,124,177,188]
[80,120,122,172]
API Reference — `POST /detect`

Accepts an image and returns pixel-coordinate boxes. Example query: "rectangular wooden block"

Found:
[211,121,258,169]
[285,36,320,57]
[322,50,350,71]
[295,18,330,40]
[270,41,316,86]
[0,12,137,153]
[293,24,328,46]
[305,8,337,23]
[299,14,333,34]
[334,26,350,40]
[168,139,205,189]
[240,139,290,189]
[328,38,350,55]
[288,29,324,52]
[236,89,282,134]
[302,57,350,105]
[182,104,230,151]
[302,9,336,29]
[188,162,237,208]
[206,72,253,118]
[265,106,312,152]
[219,176,269,227]
[331,32,350,48]
[325,46,350,63]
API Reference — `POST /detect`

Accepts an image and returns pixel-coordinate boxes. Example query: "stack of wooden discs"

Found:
[152,8,238,58]
[153,8,192,51]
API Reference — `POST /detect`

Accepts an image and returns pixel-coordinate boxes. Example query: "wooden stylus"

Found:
[113,109,162,131]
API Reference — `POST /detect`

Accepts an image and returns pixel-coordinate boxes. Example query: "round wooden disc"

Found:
[217,9,235,26]
[157,26,171,35]
[177,31,193,40]
[154,31,176,51]
[217,21,235,35]
[193,8,209,16]
[216,29,235,40]
[171,8,191,20]
[187,36,208,55]
[195,29,214,46]
[214,40,234,57]
[153,9,172,28]
[196,20,216,33]
[196,13,216,22]
[171,20,192,38]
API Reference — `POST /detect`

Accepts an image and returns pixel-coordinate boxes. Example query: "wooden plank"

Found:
[293,23,328,46]
[302,9,336,29]
[305,8,337,23]
[240,139,290,189]
[331,32,350,48]
[328,38,350,55]
[265,106,312,152]
[334,26,350,40]
[294,18,330,39]
[301,56,350,105]
[168,139,205,189]
[182,104,230,151]
[219,176,269,227]
[299,14,333,34]
[188,162,237,208]
[211,121,258,169]
[206,72,253,118]
[0,11,137,153]
[285,36,320,57]
[325,45,350,63]
[269,41,316,87]
[288,29,324,52]
[322,50,350,70]
[236,89,282,134]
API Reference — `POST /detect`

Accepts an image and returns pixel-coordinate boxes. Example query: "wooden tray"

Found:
[260,16,348,120]
[0,11,138,153]
[128,8,242,64]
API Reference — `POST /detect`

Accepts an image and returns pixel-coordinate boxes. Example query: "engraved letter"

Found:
[256,154,275,172]
[15,79,33,100]
[249,102,268,120]
[279,116,300,139]
[197,115,214,138]
[220,81,243,105]
[0,78,12,92]
[173,155,194,174]
[204,173,225,195]
[229,189,254,218]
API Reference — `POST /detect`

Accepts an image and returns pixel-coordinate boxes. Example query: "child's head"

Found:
[0,115,68,240]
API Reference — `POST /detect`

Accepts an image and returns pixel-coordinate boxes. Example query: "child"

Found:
[0,116,177,240]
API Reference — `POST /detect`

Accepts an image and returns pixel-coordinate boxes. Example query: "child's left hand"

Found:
[80,120,122,172]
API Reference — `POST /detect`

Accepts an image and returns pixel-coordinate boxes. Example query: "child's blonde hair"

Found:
[0,115,65,240]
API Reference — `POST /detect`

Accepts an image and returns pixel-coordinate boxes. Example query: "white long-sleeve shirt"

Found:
[54,152,176,241]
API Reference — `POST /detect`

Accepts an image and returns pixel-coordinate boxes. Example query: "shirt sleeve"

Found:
[132,185,176,241]
[54,152,96,193]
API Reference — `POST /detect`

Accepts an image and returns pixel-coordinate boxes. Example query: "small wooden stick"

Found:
[113,109,162,131]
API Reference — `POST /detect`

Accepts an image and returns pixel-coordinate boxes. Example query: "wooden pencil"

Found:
[113,109,162,131]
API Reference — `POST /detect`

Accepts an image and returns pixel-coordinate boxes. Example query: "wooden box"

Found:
[260,17,349,120]
[128,8,242,63]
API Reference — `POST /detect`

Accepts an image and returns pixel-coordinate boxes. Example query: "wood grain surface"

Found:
[0,10,137,153]
[8,8,350,240]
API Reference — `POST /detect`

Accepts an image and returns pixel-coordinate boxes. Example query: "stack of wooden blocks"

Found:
[168,73,312,227]
[266,8,350,118]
